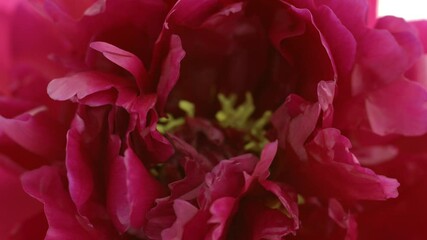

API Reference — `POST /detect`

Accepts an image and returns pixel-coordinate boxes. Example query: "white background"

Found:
[378,0,427,20]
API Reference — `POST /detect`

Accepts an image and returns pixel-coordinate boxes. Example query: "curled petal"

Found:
[90,41,148,91]
[48,71,137,107]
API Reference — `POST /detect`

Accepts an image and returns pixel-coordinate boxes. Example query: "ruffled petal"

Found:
[21,165,118,240]
[366,79,427,136]
[305,128,399,200]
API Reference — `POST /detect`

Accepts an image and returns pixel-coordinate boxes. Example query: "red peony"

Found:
[0,0,426,239]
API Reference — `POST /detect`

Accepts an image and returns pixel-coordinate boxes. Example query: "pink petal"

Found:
[411,20,427,53]
[352,22,422,95]
[311,4,357,77]
[107,146,163,232]
[143,128,175,163]
[260,180,299,229]
[47,71,137,107]
[229,191,297,240]
[0,0,19,95]
[64,106,112,220]
[0,97,37,118]
[21,165,118,239]
[366,79,427,136]
[0,109,66,160]
[375,16,422,68]
[272,94,321,159]
[156,34,186,112]
[161,200,198,240]
[0,156,44,238]
[90,41,148,91]
[317,80,336,127]
[315,0,369,37]
[328,199,358,240]
[253,141,278,180]
[167,0,219,27]
[30,0,105,20]
[200,154,257,206]
[367,0,377,27]
[207,197,237,240]
[305,128,399,200]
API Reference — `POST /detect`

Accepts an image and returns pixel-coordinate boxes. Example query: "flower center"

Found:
[157,92,272,153]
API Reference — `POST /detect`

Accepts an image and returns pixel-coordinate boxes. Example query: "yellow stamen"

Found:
[216,92,271,152]
[156,100,196,134]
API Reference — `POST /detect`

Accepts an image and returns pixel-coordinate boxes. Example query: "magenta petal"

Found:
[65,115,97,212]
[317,80,336,127]
[0,109,66,160]
[0,156,44,238]
[253,141,278,180]
[143,128,175,163]
[47,71,136,107]
[30,0,105,20]
[64,106,112,219]
[352,24,422,95]
[167,0,218,27]
[231,193,297,240]
[207,197,237,240]
[367,0,377,27]
[201,154,257,205]
[411,20,427,52]
[161,200,198,240]
[90,41,148,91]
[144,201,177,240]
[21,166,117,239]
[272,94,320,158]
[156,34,186,112]
[0,97,37,118]
[306,128,399,200]
[107,146,163,232]
[313,4,357,77]
[366,79,427,136]
[260,180,299,229]
[313,0,368,38]
[328,199,357,240]
[8,212,48,240]
[286,100,320,155]
[375,16,423,68]
[0,0,18,94]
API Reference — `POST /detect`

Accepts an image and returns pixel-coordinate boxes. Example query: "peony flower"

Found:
[347,18,427,240]
[1,0,427,239]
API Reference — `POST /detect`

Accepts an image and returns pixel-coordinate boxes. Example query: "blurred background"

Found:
[378,0,427,20]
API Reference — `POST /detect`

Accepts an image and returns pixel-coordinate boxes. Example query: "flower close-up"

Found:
[1,0,427,239]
